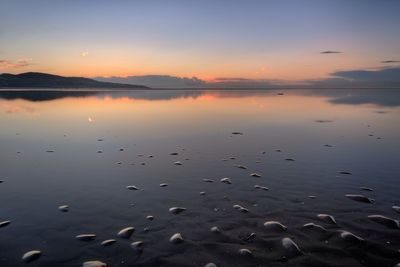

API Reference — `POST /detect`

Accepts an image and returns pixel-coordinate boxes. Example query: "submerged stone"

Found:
[0,220,11,228]
[210,226,221,233]
[264,221,287,231]
[317,214,337,225]
[58,205,69,212]
[169,233,184,243]
[83,261,106,267]
[220,178,232,184]
[126,185,139,190]
[345,194,374,203]
[339,230,364,242]
[22,250,41,262]
[368,215,400,229]
[254,185,269,191]
[238,248,252,256]
[281,237,302,257]
[76,234,96,241]
[302,223,327,232]
[169,207,186,214]
[101,239,116,246]
[131,241,144,250]
[233,204,249,213]
[118,227,135,238]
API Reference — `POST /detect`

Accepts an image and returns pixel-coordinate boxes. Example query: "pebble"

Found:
[393,206,400,213]
[264,221,287,231]
[254,185,269,191]
[101,239,116,246]
[126,185,139,190]
[0,220,11,228]
[339,230,364,242]
[131,241,144,250]
[58,205,69,212]
[302,223,327,232]
[233,204,249,213]
[118,227,135,238]
[76,234,96,241]
[169,207,186,214]
[238,248,252,256]
[345,194,374,203]
[220,177,232,184]
[22,250,42,262]
[250,173,261,177]
[160,183,168,187]
[368,215,400,229]
[146,215,154,221]
[169,233,184,243]
[317,214,337,224]
[174,161,183,165]
[83,261,107,267]
[281,237,302,256]
[360,187,373,191]
[210,226,221,233]
[235,164,247,169]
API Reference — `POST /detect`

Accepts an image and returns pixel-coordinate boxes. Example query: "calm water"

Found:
[0,89,399,267]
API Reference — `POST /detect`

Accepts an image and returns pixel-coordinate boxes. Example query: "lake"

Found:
[0,89,399,267]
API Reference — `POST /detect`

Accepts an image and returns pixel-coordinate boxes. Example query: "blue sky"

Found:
[1,0,399,86]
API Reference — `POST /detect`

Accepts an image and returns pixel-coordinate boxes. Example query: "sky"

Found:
[0,0,400,87]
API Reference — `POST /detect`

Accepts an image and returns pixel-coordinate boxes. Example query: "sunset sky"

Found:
[1,0,400,84]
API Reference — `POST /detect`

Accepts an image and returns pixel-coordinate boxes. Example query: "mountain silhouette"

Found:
[0,72,148,89]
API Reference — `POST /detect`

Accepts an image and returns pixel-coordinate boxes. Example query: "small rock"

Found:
[210,226,221,233]
[169,233,183,243]
[233,204,249,213]
[203,179,214,183]
[232,132,243,135]
[200,191,206,195]
[220,178,232,184]
[235,164,247,169]
[339,230,363,242]
[285,158,295,161]
[169,207,186,214]
[345,194,374,203]
[131,241,144,250]
[250,173,261,177]
[368,215,399,229]
[146,215,154,221]
[204,263,218,267]
[282,237,302,256]
[58,205,69,212]
[393,206,400,213]
[302,223,326,232]
[254,185,269,191]
[174,161,183,165]
[22,250,41,263]
[118,227,135,238]
[159,183,168,187]
[360,187,373,191]
[83,261,107,267]
[339,171,352,175]
[101,239,116,246]
[264,221,287,231]
[317,214,337,224]
[126,185,139,190]
[76,234,96,241]
[0,220,11,228]
[169,152,178,155]
[238,248,252,256]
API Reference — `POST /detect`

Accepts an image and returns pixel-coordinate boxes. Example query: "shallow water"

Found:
[0,89,399,267]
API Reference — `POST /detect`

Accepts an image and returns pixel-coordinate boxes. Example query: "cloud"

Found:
[0,58,33,69]
[95,75,205,88]
[81,51,89,57]
[381,60,400,63]
[320,51,342,54]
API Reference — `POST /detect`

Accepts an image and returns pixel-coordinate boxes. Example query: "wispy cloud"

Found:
[381,60,400,63]
[0,58,33,69]
[320,51,342,54]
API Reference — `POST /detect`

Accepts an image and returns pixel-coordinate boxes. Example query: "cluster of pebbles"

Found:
[1,130,399,267]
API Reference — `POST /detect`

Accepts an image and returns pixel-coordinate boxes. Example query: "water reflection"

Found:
[1,88,400,107]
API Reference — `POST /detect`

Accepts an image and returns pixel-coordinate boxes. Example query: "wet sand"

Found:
[0,89,399,266]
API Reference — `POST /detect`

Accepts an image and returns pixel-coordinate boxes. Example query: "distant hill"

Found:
[0,72,148,89]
